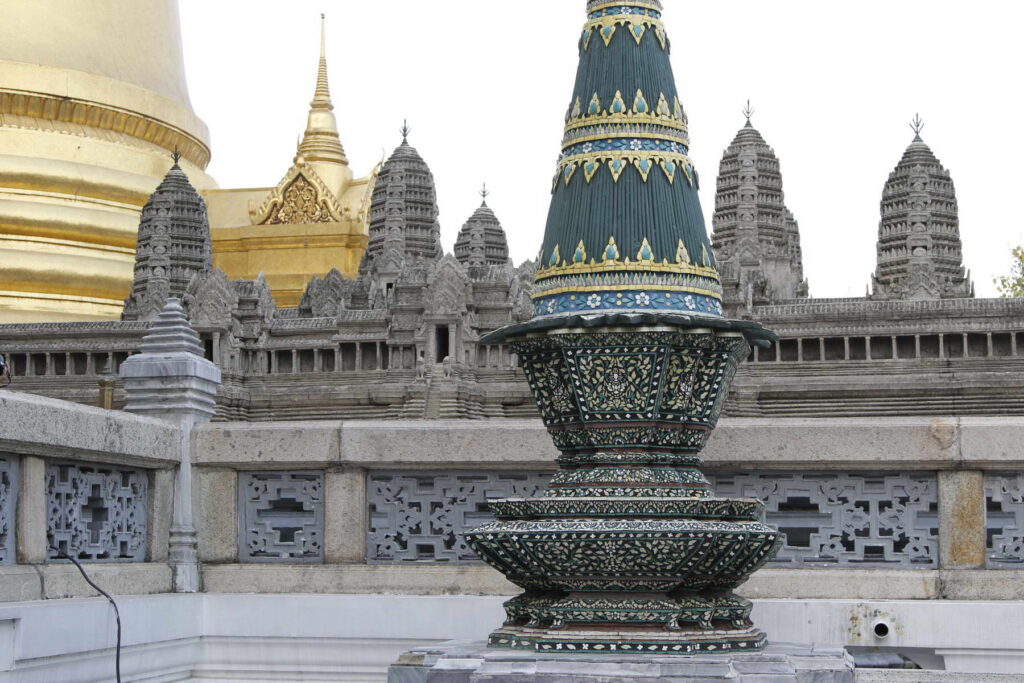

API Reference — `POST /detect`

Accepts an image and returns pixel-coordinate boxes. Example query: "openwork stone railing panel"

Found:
[46,462,148,562]
[239,471,323,563]
[0,456,18,565]
[366,470,940,567]
[367,471,552,563]
[708,472,939,568]
[986,473,1024,568]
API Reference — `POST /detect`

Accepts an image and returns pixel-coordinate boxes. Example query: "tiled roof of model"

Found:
[530,0,723,321]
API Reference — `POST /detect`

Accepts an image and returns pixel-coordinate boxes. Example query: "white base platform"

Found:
[388,640,854,682]
[0,595,1021,681]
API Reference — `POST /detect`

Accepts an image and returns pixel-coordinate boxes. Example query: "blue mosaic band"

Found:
[533,289,725,319]
[588,6,662,20]
[587,0,663,14]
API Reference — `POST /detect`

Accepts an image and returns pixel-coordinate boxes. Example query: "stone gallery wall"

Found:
[191,418,1024,602]
[2,391,1022,603]
[0,391,178,601]
[1,294,1023,421]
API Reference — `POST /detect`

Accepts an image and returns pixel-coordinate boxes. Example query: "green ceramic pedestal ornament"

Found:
[464,0,783,655]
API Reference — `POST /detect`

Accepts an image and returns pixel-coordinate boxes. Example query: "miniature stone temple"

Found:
[459,0,783,655]
[871,115,974,301]
[712,103,809,313]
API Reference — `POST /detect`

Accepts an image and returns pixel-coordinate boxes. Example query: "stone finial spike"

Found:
[742,100,755,127]
[313,14,332,108]
[171,147,182,166]
[910,113,924,141]
[138,298,205,356]
[480,182,490,206]
[400,119,411,143]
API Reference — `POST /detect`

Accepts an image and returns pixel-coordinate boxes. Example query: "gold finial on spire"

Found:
[742,99,755,127]
[313,13,332,109]
[910,113,925,140]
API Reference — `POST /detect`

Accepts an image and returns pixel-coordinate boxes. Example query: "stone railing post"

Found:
[938,470,986,569]
[120,299,221,592]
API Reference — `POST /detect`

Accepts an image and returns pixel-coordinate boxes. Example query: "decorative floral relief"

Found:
[573,352,656,414]
[711,471,938,567]
[265,175,334,225]
[367,472,552,563]
[986,473,1024,567]
[240,471,323,563]
[46,463,147,563]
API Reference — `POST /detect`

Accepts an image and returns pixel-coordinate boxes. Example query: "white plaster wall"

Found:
[0,595,1021,681]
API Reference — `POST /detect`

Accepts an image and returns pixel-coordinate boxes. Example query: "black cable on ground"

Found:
[50,548,122,683]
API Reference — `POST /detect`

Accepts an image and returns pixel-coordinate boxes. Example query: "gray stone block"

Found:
[387,641,854,683]
[734,659,799,674]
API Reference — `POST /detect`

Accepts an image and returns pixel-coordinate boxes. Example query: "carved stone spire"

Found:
[120,297,220,593]
[296,15,351,193]
[454,186,510,267]
[123,160,213,321]
[871,119,973,301]
[136,298,204,356]
[712,111,809,314]
[362,127,442,273]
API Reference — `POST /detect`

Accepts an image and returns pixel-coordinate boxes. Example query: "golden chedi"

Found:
[0,0,215,322]
[204,17,378,308]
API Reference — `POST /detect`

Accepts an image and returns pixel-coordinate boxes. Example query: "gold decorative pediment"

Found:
[249,164,343,225]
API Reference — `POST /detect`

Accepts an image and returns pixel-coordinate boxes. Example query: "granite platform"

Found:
[388,640,855,682]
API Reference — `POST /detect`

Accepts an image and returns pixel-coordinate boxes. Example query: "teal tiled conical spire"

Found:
[532,0,722,320]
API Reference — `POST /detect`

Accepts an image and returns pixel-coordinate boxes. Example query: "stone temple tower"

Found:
[123,160,213,321]
[0,0,215,322]
[872,117,973,300]
[453,187,511,268]
[712,106,808,315]
[361,126,442,279]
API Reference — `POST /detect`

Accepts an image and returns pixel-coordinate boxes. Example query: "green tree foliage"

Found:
[994,246,1024,298]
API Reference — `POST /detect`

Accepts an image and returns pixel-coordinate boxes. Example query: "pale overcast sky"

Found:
[179,0,1023,298]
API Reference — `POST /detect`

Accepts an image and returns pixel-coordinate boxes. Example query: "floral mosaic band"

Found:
[584,1,667,51]
[533,289,725,318]
[587,0,662,10]
[588,6,662,20]
[558,90,692,188]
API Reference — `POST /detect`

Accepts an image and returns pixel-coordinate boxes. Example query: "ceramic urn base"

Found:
[464,323,783,654]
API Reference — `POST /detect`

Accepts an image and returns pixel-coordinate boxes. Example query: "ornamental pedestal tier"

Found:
[466,313,781,655]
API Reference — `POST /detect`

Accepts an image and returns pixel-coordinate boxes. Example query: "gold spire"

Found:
[314,13,331,107]
[297,13,349,168]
